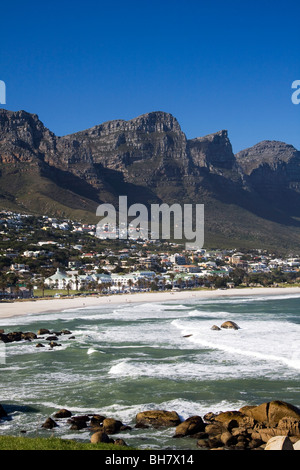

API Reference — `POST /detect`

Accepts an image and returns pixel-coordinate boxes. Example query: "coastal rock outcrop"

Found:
[294,440,300,450]
[265,436,294,451]
[135,410,181,428]
[174,416,205,437]
[193,401,300,450]
[239,401,300,427]
[8,400,298,450]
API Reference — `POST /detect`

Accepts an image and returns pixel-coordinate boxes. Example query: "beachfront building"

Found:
[44,268,70,289]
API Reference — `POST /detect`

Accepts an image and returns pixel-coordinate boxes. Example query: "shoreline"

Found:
[1,286,300,320]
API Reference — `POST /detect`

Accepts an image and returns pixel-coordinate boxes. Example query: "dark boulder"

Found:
[21,332,37,340]
[54,408,72,418]
[42,417,58,429]
[0,404,7,418]
[37,329,50,335]
[0,333,10,343]
[174,416,205,437]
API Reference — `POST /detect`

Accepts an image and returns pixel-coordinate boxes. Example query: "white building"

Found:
[45,268,70,289]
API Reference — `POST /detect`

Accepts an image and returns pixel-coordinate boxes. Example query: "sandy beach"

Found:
[1,286,300,320]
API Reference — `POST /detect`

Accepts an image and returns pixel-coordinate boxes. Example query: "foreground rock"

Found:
[136,410,181,428]
[90,430,111,444]
[240,401,300,427]
[174,416,205,437]
[265,436,294,450]
[195,401,300,450]
[294,440,300,450]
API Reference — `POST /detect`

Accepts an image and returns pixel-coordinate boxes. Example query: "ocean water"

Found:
[0,293,300,450]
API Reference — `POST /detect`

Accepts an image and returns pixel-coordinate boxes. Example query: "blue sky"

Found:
[0,0,299,152]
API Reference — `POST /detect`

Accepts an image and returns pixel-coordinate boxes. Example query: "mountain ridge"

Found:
[1,108,300,252]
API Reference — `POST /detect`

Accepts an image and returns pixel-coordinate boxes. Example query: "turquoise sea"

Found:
[1,293,300,449]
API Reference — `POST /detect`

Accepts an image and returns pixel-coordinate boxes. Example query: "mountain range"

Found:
[1,108,300,252]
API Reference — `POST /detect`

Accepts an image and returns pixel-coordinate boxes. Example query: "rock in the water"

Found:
[69,420,87,431]
[49,341,61,348]
[265,436,294,450]
[90,415,106,428]
[37,329,50,335]
[174,416,205,437]
[0,404,7,418]
[46,336,58,341]
[211,325,221,331]
[102,418,123,434]
[42,417,58,429]
[0,333,10,343]
[6,332,23,342]
[54,408,72,418]
[221,321,240,330]
[136,410,181,428]
[21,332,37,340]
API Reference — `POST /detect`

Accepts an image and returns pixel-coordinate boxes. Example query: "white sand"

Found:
[1,287,300,320]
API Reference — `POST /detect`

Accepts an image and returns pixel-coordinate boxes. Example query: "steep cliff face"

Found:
[52,111,191,189]
[189,130,236,171]
[1,107,300,250]
[0,109,56,163]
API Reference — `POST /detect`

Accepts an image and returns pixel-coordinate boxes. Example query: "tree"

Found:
[37,277,46,297]
[66,282,71,296]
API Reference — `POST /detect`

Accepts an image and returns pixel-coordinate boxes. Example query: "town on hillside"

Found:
[1,211,300,300]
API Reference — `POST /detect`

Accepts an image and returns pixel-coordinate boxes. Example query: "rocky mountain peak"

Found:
[0,108,56,163]
[236,140,300,175]
[188,129,236,170]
